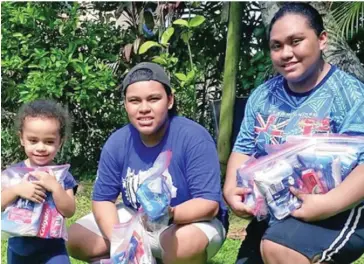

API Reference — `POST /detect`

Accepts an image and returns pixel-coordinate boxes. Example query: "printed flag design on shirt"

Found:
[254,113,290,145]
[298,117,331,135]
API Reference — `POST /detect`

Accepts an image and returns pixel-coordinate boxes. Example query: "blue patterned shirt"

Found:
[233,65,364,163]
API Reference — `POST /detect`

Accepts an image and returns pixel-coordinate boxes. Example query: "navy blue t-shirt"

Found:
[5,161,77,256]
[93,116,228,226]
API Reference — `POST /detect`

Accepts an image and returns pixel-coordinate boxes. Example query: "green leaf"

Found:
[12,33,23,38]
[251,51,264,64]
[253,27,265,38]
[181,31,193,44]
[138,41,161,54]
[175,73,187,81]
[173,19,189,27]
[160,27,175,45]
[186,70,195,83]
[152,56,168,65]
[188,15,205,28]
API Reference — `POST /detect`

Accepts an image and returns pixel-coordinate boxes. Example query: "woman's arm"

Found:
[223,152,255,217]
[327,164,364,213]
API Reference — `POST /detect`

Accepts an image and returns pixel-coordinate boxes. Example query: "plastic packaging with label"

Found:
[1,165,70,240]
[136,151,176,230]
[109,210,155,264]
[237,135,364,221]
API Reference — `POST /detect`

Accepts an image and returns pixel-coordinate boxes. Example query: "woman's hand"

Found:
[290,187,336,222]
[14,179,47,203]
[226,187,254,218]
[29,170,60,193]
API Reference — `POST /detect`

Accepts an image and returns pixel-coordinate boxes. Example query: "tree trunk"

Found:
[259,2,364,83]
[217,2,243,176]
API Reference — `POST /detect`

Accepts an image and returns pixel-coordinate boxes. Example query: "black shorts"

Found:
[236,204,364,264]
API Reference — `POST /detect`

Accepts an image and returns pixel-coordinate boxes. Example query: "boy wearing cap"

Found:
[67,62,228,264]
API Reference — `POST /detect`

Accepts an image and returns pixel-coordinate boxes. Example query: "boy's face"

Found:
[124,80,174,138]
[20,117,62,166]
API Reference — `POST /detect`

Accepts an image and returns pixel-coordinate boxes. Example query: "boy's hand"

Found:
[290,187,336,222]
[29,170,59,193]
[14,179,46,203]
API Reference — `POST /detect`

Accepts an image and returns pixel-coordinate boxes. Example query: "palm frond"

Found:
[332,2,364,39]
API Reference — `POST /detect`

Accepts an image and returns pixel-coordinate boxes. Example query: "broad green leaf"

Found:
[12,33,23,38]
[186,70,195,83]
[173,19,189,27]
[175,73,187,81]
[138,41,161,54]
[181,31,193,44]
[152,56,168,65]
[160,27,175,45]
[188,15,205,28]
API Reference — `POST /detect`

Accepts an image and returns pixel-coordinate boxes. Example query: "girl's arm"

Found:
[51,185,75,218]
[1,181,46,211]
[1,186,20,211]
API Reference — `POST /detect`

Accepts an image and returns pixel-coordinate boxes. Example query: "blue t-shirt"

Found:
[233,65,364,164]
[93,116,228,226]
[6,161,78,256]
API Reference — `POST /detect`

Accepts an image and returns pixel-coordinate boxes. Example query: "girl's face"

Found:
[269,14,327,84]
[124,80,174,138]
[20,117,62,167]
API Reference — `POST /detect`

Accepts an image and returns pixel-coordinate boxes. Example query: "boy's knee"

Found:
[160,224,208,263]
[66,223,109,261]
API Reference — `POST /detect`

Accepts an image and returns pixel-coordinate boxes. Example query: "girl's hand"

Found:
[29,170,59,193]
[14,180,47,203]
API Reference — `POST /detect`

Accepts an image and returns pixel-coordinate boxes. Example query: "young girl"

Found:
[1,99,78,264]
[67,62,228,264]
[224,3,364,264]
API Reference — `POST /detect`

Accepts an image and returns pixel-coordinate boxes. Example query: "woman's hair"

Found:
[15,99,72,139]
[123,69,178,117]
[268,2,325,38]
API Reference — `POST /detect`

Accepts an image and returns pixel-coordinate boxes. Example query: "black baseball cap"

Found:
[122,62,171,94]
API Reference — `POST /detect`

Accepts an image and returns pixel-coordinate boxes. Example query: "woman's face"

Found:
[269,14,327,84]
[125,80,174,137]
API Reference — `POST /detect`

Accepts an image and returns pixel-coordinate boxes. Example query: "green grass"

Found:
[1,183,364,263]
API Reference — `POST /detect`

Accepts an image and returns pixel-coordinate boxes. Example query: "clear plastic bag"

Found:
[1,165,70,240]
[237,159,268,221]
[136,151,176,230]
[237,135,364,220]
[110,211,155,264]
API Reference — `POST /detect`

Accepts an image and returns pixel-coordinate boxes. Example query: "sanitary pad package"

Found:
[109,210,155,264]
[238,135,364,221]
[136,151,176,230]
[1,165,70,240]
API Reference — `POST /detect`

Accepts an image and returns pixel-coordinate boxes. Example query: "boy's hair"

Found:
[123,68,178,117]
[268,2,325,38]
[15,99,72,139]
